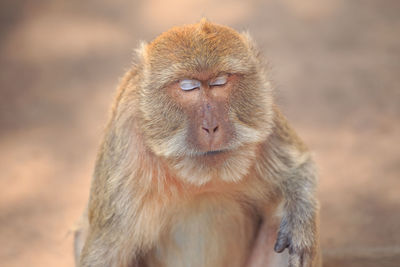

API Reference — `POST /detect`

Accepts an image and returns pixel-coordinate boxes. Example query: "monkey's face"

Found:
[137,20,273,183]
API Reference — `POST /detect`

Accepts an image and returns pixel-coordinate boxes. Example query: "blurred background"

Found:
[0,0,399,266]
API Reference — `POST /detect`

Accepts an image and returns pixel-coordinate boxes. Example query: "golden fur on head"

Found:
[132,19,273,185]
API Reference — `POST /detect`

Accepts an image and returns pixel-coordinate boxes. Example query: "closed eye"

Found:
[180,79,201,91]
[209,75,228,87]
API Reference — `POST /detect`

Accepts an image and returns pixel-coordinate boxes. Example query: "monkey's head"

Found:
[136,19,274,185]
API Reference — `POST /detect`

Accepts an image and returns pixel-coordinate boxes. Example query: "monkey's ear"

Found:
[133,41,149,63]
[240,31,260,59]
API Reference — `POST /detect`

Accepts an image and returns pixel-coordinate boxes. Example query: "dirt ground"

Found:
[0,0,399,266]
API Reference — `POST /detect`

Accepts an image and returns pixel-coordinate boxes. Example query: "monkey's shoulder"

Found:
[270,106,309,153]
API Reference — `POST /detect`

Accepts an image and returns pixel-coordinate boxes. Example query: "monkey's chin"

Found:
[169,145,255,186]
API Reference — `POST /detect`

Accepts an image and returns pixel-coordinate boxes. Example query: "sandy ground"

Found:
[0,0,399,266]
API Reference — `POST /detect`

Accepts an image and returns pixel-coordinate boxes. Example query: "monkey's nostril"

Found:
[202,126,219,135]
[202,127,210,133]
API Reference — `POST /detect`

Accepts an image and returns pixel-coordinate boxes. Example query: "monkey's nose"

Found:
[200,124,221,150]
[198,121,223,151]
[201,125,219,134]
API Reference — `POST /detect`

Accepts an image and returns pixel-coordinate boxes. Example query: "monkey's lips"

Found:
[190,149,229,167]
[203,149,226,156]
[196,149,231,161]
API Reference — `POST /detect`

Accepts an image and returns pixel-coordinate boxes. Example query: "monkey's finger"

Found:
[274,234,289,253]
[288,254,301,267]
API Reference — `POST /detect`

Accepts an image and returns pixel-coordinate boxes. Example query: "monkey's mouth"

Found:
[188,148,230,159]
[198,148,232,158]
[203,149,225,156]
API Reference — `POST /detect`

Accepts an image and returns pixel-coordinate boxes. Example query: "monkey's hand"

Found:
[274,215,318,267]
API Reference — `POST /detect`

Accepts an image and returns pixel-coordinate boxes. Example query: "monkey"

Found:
[74,19,321,267]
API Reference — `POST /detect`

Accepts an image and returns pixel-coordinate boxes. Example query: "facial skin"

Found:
[168,73,236,154]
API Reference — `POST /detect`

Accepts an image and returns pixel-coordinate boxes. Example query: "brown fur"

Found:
[75,19,321,267]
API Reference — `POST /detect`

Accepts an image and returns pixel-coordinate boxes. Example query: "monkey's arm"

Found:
[273,158,320,267]
[264,107,321,267]
[78,69,155,267]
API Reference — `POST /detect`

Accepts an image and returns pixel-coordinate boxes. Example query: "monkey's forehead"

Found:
[145,20,253,74]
